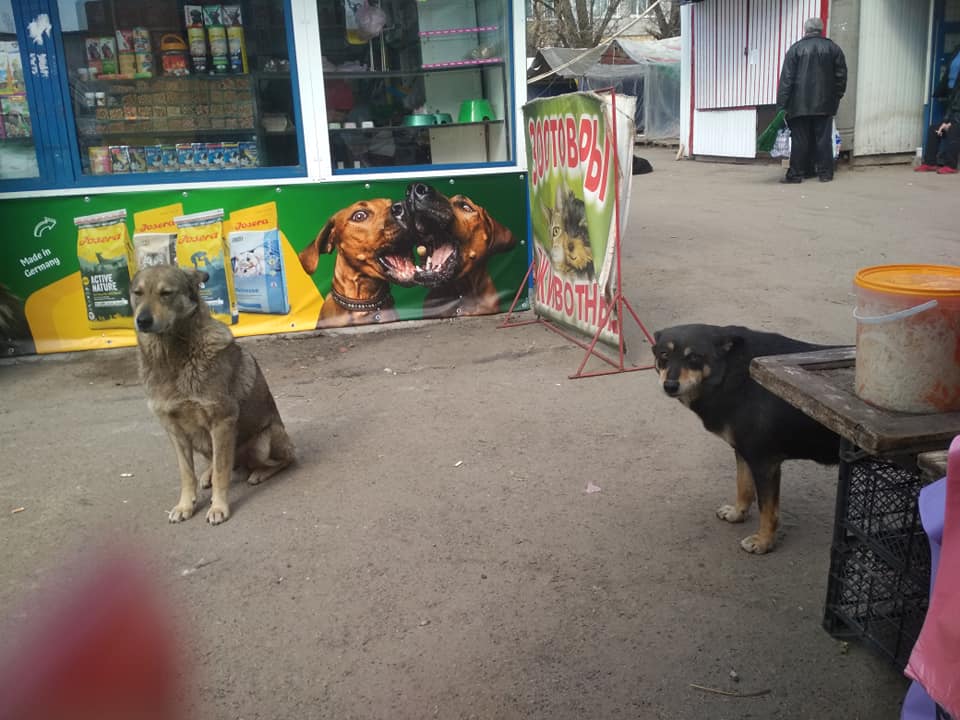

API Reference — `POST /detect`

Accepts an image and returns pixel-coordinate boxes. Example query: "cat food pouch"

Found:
[174,209,238,325]
[75,209,135,329]
[133,203,182,268]
[226,202,289,314]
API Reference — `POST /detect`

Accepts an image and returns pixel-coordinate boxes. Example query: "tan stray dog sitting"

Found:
[131,265,295,525]
[404,182,517,317]
[298,198,416,328]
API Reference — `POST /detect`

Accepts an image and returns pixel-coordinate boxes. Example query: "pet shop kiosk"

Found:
[0,0,531,357]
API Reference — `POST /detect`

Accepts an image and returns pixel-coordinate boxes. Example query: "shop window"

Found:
[0,0,39,180]
[319,0,512,172]
[947,0,960,23]
[58,0,301,178]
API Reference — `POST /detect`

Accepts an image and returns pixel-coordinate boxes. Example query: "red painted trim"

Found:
[689,6,696,154]
[820,0,829,30]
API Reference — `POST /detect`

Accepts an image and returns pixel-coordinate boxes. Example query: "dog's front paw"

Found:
[168,500,196,523]
[206,502,230,525]
[740,533,775,554]
[717,504,748,523]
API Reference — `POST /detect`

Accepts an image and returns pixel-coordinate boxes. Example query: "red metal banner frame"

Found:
[499,90,656,380]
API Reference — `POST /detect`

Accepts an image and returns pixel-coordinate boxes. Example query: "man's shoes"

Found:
[937,166,958,174]
[780,176,802,184]
[819,175,833,182]
[914,164,939,172]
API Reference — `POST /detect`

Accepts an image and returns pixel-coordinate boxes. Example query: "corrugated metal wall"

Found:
[746,0,782,106]
[853,0,929,156]
[693,0,820,110]
[692,108,758,156]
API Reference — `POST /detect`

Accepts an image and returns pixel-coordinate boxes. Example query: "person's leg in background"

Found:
[784,116,813,183]
[935,123,960,174]
[812,116,835,181]
[916,123,944,172]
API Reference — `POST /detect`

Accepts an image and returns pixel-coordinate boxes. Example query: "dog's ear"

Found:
[714,334,743,355]
[653,330,661,344]
[299,220,337,275]
[182,269,209,301]
[485,212,517,255]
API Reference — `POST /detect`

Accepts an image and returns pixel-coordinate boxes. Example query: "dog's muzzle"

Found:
[136,312,154,332]
[662,379,680,397]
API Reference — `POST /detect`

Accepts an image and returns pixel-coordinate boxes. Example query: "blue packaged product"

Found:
[227,201,289,314]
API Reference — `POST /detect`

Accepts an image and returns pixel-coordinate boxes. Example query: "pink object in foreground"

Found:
[904,435,960,719]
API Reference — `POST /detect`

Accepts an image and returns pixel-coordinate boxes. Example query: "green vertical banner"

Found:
[524,91,636,346]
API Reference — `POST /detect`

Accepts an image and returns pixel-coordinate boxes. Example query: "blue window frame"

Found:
[0,0,306,193]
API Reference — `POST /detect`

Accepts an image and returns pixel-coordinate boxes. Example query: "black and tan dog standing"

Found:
[131,265,295,525]
[652,324,841,554]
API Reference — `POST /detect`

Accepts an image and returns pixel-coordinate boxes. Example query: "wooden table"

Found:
[749,346,960,455]
[749,346,960,669]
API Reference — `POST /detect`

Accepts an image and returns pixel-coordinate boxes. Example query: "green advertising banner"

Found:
[0,174,529,356]
[524,91,635,346]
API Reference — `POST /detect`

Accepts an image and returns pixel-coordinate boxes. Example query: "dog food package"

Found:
[84,38,103,73]
[206,142,224,170]
[75,209,135,329]
[175,209,238,325]
[128,145,146,173]
[161,145,178,172]
[194,142,210,170]
[115,29,134,53]
[222,141,239,168]
[176,142,196,170]
[226,202,289,314]
[133,203,183,269]
[238,141,258,167]
[145,144,163,172]
[108,145,130,173]
[99,37,118,75]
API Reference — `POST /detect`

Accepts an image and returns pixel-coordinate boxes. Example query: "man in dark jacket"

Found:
[915,45,960,174]
[776,17,847,183]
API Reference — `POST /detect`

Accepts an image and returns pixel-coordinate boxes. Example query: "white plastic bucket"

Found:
[853,264,960,414]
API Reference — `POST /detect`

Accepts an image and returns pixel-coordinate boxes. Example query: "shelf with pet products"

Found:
[323,61,505,81]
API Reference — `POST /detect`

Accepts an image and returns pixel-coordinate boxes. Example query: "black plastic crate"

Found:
[838,454,929,567]
[823,447,932,670]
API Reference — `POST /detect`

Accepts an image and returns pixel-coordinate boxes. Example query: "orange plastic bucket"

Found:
[853,264,960,413]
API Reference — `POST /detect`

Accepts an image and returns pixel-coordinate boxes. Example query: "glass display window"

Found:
[0,0,39,181]
[57,0,303,179]
[318,0,513,172]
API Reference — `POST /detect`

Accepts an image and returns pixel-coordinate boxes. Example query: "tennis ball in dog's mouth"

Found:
[416,245,427,257]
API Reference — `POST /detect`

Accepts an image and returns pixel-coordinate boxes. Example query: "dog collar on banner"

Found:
[331,286,390,311]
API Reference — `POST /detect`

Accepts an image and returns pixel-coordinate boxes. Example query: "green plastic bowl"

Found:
[402,114,436,127]
[458,99,495,123]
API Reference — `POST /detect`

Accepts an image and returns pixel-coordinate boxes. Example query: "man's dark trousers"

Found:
[922,122,960,168]
[786,115,834,180]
